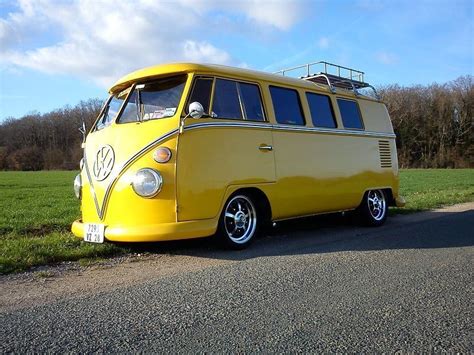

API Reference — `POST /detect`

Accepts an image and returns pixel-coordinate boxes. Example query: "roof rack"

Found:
[274,61,379,100]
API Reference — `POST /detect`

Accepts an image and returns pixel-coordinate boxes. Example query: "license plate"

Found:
[84,223,105,243]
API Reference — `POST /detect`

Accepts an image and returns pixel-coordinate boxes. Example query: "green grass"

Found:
[0,171,79,235]
[0,171,126,274]
[396,169,474,213]
[1,169,473,274]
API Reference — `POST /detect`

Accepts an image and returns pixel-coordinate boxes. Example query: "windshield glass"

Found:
[118,75,187,124]
[95,87,131,131]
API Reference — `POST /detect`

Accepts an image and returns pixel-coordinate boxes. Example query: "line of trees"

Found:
[379,76,473,168]
[0,76,472,170]
[0,99,102,170]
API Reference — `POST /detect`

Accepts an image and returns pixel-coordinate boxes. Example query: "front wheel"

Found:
[217,194,259,249]
[357,189,388,226]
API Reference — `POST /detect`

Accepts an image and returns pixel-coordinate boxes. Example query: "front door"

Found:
[176,76,275,221]
[176,119,275,221]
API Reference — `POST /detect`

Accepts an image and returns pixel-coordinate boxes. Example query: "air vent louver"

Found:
[378,140,392,168]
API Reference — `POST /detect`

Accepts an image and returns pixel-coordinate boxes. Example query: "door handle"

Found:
[259,144,273,151]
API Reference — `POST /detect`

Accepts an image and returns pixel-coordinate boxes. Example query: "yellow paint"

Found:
[72,63,403,242]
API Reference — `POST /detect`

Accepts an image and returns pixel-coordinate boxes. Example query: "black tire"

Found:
[217,193,260,249]
[357,189,388,226]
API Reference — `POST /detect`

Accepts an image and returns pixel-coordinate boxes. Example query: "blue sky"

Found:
[0,0,472,121]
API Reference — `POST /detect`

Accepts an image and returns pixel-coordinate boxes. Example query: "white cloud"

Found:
[375,51,398,65]
[183,41,231,64]
[176,0,304,30]
[0,0,303,87]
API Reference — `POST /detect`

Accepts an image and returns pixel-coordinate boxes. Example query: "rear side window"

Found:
[187,77,213,114]
[270,86,305,125]
[306,93,336,128]
[211,79,265,121]
[337,99,364,129]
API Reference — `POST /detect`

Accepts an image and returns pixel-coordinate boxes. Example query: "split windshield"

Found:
[94,75,186,130]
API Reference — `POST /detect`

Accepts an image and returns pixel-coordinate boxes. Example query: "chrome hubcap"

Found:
[367,190,386,221]
[224,195,257,244]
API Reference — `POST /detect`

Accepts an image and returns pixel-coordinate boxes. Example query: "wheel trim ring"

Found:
[224,195,257,244]
[367,190,386,221]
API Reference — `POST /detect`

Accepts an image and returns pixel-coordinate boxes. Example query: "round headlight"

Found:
[131,168,163,198]
[74,174,82,199]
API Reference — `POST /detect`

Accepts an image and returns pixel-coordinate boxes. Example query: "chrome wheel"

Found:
[223,195,257,245]
[367,190,386,221]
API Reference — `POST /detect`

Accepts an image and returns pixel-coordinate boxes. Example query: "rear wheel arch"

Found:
[357,189,388,226]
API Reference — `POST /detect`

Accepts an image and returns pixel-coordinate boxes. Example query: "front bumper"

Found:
[71,219,217,242]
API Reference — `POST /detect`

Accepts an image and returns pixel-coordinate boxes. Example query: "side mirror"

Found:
[188,102,204,119]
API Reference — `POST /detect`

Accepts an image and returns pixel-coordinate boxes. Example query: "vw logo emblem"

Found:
[93,145,115,181]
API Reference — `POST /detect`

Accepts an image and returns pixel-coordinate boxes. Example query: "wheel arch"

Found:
[358,187,395,207]
[222,186,273,226]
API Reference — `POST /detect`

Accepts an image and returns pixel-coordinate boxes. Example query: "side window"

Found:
[187,77,213,114]
[337,98,364,129]
[269,86,305,125]
[306,92,337,128]
[211,79,266,121]
[239,83,265,121]
[212,79,242,119]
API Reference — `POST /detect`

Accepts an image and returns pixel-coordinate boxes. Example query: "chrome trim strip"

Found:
[184,121,396,139]
[83,152,101,217]
[185,121,271,131]
[100,128,179,219]
[85,128,179,220]
[272,124,396,138]
[85,121,394,220]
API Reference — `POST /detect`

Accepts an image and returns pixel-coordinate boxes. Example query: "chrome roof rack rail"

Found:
[274,61,379,100]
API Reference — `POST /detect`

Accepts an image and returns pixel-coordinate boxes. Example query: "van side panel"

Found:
[357,100,394,133]
[176,119,276,221]
[270,129,395,219]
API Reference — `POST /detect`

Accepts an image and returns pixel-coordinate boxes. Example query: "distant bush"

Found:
[0,147,7,170]
[378,75,473,168]
[8,146,44,171]
[0,99,102,170]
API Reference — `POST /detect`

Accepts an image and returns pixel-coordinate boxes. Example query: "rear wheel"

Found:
[357,189,388,226]
[217,194,259,249]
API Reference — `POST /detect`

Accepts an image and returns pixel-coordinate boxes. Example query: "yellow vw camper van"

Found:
[72,61,405,248]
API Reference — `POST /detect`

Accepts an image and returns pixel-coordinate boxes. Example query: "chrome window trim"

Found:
[185,121,396,139]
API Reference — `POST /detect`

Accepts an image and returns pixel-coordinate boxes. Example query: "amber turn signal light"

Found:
[153,147,172,163]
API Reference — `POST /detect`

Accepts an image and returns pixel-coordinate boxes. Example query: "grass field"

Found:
[1,169,473,274]
[0,171,124,274]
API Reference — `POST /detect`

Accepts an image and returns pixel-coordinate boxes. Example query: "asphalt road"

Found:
[1,207,473,352]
